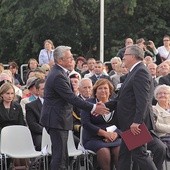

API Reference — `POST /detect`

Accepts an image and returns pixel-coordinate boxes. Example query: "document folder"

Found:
[120,123,153,151]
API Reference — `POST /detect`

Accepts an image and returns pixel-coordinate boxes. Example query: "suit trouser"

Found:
[147,135,166,170]
[132,135,166,170]
[47,128,69,170]
[118,141,157,170]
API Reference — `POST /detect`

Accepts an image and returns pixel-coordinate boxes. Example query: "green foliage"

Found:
[0,0,170,64]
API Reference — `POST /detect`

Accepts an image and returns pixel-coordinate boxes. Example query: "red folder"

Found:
[120,123,153,151]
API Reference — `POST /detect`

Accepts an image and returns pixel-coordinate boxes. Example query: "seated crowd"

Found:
[0,35,170,169]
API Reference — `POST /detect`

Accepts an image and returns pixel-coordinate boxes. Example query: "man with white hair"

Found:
[40,45,109,170]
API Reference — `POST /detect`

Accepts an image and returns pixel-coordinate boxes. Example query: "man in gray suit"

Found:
[106,45,166,170]
[40,46,109,170]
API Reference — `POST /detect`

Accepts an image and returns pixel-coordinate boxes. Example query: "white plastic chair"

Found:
[41,128,52,170]
[0,125,44,170]
[78,126,96,170]
[0,154,3,170]
[67,130,83,170]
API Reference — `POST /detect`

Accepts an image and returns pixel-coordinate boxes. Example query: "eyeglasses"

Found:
[62,56,74,61]
[124,53,132,56]
[157,92,170,96]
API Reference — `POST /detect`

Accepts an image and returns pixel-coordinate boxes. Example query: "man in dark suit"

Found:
[40,46,109,170]
[90,60,112,85]
[106,45,166,170]
[159,72,170,86]
[81,58,96,78]
[26,78,45,151]
[117,37,134,59]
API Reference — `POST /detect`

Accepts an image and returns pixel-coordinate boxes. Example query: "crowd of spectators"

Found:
[0,35,170,169]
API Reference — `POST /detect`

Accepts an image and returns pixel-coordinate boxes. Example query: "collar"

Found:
[39,97,44,104]
[95,74,102,77]
[129,61,142,72]
[155,103,170,114]
[79,94,89,100]
[57,64,68,73]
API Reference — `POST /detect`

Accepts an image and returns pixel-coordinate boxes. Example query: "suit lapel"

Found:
[36,98,42,113]
[56,64,73,91]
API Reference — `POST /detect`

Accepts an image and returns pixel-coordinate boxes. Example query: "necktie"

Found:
[66,71,70,77]
[97,75,100,79]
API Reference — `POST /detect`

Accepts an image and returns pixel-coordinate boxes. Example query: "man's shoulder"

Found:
[47,65,63,79]
[159,74,170,82]
[162,74,170,78]
[26,98,39,106]
[86,97,96,103]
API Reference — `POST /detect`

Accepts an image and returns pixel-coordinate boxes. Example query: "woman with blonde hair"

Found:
[0,63,4,74]
[41,63,51,78]
[109,57,122,76]
[0,82,25,131]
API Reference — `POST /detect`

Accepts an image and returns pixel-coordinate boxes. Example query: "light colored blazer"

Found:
[153,103,170,137]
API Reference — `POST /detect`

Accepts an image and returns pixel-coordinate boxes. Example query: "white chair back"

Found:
[41,128,52,155]
[1,125,38,156]
[67,130,82,157]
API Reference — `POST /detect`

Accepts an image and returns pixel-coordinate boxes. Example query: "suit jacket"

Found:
[90,74,111,85]
[26,98,43,135]
[159,73,170,86]
[40,64,93,130]
[0,101,25,131]
[153,103,170,137]
[106,62,155,131]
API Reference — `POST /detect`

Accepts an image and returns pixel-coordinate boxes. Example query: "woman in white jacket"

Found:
[153,84,170,160]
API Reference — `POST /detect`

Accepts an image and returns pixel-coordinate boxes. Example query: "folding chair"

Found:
[68,130,83,170]
[0,125,44,170]
[78,127,96,170]
[41,128,52,170]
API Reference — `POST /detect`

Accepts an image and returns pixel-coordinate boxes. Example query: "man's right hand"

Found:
[93,102,110,116]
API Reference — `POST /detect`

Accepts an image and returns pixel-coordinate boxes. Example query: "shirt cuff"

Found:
[91,104,96,113]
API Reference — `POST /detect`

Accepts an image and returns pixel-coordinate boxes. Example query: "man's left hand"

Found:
[130,123,141,135]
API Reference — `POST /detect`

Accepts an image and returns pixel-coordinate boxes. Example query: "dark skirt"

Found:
[84,138,121,153]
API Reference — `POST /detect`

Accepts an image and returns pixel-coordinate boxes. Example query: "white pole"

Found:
[100,0,104,62]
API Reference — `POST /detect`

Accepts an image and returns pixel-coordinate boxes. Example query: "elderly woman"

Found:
[81,79,121,170]
[153,84,170,160]
[153,84,170,136]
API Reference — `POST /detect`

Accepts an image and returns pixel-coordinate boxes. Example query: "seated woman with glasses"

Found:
[153,84,170,160]
[81,79,121,170]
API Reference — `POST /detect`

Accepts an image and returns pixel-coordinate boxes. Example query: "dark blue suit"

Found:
[40,64,93,170]
[90,74,112,85]
[26,98,43,151]
[106,62,166,170]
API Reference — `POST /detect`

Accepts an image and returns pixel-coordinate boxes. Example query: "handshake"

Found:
[93,101,110,116]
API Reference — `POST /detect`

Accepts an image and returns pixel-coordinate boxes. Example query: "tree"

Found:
[0,0,169,64]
